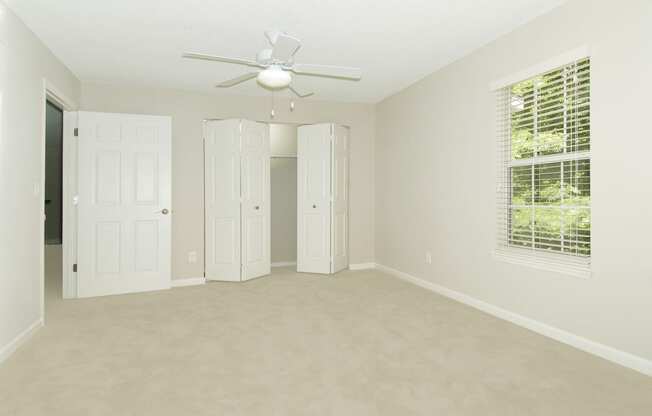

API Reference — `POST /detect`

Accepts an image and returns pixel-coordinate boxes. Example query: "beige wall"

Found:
[270,123,297,156]
[0,2,80,355]
[80,84,375,279]
[375,0,652,361]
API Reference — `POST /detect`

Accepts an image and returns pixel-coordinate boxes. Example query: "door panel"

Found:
[241,120,270,280]
[134,153,159,204]
[297,124,332,274]
[306,213,328,258]
[95,151,121,204]
[134,220,158,272]
[95,221,121,274]
[77,112,171,297]
[331,125,349,272]
[204,120,241,281]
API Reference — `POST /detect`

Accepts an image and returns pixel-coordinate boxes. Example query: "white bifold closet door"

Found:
[297,123,349,274]
[204,119,270,282]
[77,112,172,298]
[204,119,241,281]
[330,125,349,273]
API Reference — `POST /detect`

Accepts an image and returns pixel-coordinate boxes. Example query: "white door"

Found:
[204,120,241,281]
[331,125,349,273]
[297,124,332,274]
[77,112,171,297]
[241,120,271,280]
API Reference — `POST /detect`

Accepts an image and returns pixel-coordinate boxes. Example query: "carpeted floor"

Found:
[0,245,650,415]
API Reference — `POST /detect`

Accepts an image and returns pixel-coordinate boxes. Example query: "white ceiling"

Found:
[8,0,565,103]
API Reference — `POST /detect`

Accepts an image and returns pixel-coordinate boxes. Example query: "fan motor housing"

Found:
[256,49,274,65]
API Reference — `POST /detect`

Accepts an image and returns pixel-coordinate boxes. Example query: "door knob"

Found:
[159,208,169,215]
[254,206,260,210]
[312,204,317,208]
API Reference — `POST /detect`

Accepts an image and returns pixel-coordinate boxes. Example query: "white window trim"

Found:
[493,54,592,279]
[494,247,591,279]
[489,46,591,91]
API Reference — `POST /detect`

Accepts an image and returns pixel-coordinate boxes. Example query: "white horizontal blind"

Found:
[496,58,591,277]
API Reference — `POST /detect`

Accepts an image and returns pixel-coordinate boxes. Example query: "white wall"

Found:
[80,84,375,280]
[0,2,80,357]
[375,0,652,361]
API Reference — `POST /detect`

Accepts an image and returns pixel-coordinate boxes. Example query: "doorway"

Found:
[44,101,63,305]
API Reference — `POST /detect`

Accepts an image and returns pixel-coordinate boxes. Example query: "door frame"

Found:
[40,79,78,317]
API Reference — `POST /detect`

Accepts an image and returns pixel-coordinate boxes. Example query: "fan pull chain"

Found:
[270,91,276,119]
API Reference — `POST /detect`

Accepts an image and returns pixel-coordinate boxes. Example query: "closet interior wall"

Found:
[270,123,298,266]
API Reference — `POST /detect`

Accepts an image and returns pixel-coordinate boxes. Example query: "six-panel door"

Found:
[204,120,242,281]
[77,112,171,297]
[241,120,271,280]
[297,124,332,274]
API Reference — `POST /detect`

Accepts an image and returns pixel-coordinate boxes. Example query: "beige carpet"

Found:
[0,246,650,416]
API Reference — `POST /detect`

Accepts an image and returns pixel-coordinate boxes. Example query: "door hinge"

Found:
[72,263,78,272]
[73,128,79,137]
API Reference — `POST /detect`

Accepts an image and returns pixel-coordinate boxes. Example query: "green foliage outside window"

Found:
[509,59,591,256]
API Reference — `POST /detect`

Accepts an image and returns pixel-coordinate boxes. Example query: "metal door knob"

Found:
[312,204,317,208]
[255,206,260,210]
[160,208,169,215]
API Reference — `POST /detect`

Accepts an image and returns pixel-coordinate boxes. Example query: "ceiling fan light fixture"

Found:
[257,66,291,89]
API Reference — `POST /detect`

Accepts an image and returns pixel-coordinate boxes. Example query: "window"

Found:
[496,58,591,277]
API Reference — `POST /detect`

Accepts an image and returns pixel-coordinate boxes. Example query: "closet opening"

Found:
[203,119,348,282]
[270,123,298,269]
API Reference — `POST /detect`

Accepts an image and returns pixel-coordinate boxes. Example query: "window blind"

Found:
[495,58,591,277]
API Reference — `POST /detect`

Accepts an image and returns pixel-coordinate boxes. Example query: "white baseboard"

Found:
[349,262,376,270]
[271,261,297,268]
[0,319,43,365]
[375,264,652,377]
[171,277,206,288]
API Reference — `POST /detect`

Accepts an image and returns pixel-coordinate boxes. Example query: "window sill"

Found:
[493,247,591,279]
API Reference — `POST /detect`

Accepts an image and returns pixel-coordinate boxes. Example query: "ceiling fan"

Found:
[182,31,362,98]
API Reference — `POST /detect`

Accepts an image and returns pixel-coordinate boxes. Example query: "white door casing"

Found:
[204,120,241,281]
[241,120,271,280]
[331,125,349,273]
[77,112,171,297]
[62,111,79,299]
[297,124,332,274]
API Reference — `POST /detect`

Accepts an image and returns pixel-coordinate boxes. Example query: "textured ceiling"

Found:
[8,0,565,103]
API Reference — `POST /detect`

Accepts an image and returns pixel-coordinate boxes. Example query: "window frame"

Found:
[494,55,592,278]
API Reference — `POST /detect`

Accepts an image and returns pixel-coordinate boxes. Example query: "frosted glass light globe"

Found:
[257,66,291,89]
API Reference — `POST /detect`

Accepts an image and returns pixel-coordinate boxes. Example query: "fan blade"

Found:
[182,52,262,68]
[289,86,314,98]
[292,63,361,80]
[216,72,258,88]
[271,33,301,61]
[264,30,280,45]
